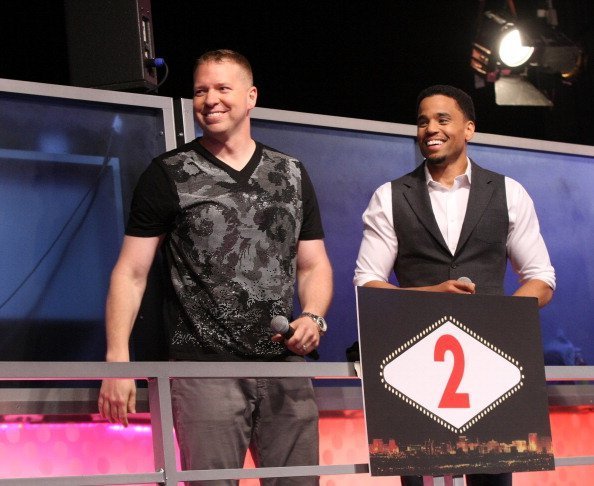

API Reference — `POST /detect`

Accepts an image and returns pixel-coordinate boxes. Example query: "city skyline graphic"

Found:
[369,432,554,476]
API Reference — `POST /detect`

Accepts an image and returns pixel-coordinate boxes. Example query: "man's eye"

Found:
[194,90,205,96]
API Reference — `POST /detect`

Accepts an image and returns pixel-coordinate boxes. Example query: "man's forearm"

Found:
[363,280,399,290]
[513,279,553,308]
[297,260,333,315]
[104,235,162,362]
[104,271,147,362]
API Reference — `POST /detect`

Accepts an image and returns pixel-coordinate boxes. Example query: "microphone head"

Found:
[270,315,289,334]
[457,276,473,284]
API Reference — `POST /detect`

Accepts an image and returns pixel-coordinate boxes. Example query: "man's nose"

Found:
[426,119,440,132]
[204,89,218,105]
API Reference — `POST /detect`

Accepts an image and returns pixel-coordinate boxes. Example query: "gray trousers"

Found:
[171,368,319,486]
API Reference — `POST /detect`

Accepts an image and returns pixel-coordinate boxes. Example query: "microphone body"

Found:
[270,316,319,360]
[457,276,475,293]
[270,316,294,338]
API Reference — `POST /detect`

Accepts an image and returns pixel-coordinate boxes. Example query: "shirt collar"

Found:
[424,157,472,187]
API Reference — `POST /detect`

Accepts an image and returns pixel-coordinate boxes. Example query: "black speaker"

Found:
[64,0,157,91]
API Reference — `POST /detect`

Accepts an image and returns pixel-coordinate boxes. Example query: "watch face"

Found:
[302,312,327,333]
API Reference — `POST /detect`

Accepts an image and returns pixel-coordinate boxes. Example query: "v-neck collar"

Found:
[193,139,263,185]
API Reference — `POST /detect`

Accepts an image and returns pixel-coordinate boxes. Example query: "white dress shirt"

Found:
[353,161,556,290]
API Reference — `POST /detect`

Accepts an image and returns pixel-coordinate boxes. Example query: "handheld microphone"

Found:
[270,316,319,360]
[271,315,294,338]
[457,276,475,293]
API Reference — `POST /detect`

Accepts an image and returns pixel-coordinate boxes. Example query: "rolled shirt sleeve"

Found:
[505,177,556,290]
[353,182,398,287]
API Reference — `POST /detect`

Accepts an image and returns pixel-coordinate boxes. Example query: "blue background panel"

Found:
[0,90,167,364]
[469,145,594,366]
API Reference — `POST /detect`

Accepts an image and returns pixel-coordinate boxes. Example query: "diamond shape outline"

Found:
[379,315,525,433]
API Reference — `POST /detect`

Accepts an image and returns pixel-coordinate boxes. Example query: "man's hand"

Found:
[429,279,476,294]
[98,378,137,427]
[271,315,321,355]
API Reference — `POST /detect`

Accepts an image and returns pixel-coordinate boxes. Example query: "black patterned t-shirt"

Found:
[126,139,324,361]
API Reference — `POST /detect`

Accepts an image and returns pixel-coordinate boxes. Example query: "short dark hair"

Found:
[194,49,253,85]
[416,85,476,122]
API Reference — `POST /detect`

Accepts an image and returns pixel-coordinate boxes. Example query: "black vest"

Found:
[391,161,508,295]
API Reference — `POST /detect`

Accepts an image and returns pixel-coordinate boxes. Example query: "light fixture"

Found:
[470,2,582,106]
[471,11,535,80]
[498,28,534,68]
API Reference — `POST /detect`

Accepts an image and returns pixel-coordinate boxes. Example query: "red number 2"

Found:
[434,334,470,408]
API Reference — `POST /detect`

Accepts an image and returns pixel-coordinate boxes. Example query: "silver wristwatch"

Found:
[300,312,328,336]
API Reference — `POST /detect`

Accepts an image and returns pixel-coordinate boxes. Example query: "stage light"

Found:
[498,29,534,68]
[471,11,535,79]
[470,4,582,107]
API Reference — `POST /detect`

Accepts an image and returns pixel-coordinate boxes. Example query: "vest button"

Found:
[451,264,457,269]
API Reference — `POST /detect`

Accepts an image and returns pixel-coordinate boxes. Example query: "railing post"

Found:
[148,376,178,486]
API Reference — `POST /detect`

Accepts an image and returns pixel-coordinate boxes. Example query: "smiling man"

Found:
[353,85,555,486]
[99,50,332,485]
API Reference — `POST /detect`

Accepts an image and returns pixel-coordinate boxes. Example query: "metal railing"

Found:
[0,363,593,485]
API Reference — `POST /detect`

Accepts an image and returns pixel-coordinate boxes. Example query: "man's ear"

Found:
[465,120,476,142]
[247,86,258,110]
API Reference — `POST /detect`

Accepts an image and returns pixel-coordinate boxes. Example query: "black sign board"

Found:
[356,287,555,477]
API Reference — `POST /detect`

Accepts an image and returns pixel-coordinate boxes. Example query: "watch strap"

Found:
[300,312,327,335]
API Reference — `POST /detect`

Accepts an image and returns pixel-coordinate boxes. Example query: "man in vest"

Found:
[353,85,555,486]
